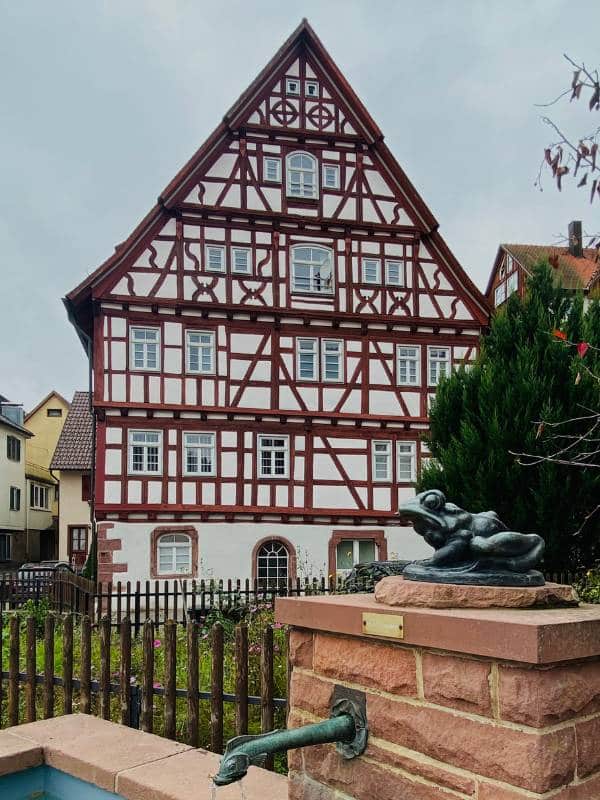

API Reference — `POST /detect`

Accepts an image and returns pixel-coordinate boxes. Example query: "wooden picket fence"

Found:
[0,612,287,758]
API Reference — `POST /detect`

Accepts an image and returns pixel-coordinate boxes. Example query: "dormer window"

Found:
[291,245,333,294]
[305,80,319,98]
[286,78,300,96]
[286,152,318,199]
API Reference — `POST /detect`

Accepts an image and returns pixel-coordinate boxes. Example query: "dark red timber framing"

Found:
[63,19,489,529]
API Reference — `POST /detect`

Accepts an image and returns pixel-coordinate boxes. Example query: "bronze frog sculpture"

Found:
[397,490,545,586]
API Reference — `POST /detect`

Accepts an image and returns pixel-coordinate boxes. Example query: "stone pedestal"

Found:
[276,591,600,800]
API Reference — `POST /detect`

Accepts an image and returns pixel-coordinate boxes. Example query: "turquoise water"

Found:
[0,765,124,799]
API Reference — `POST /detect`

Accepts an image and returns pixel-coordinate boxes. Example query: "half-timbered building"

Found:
[64,20,489,585]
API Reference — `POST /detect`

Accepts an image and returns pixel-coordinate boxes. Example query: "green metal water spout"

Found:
[213,696,368,787]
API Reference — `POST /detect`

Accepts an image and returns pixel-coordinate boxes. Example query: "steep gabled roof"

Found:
[486,243,600,297]
[50,391,93,471]
[65,19,488,330]
[25,390,70,421]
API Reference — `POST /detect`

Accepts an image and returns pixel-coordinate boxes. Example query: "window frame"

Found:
[128,430,163,476]
[257,434,290,480]
[231,247,252,275]
[385,260,406,287]
[305,80,319,98]
[296,337,318,382]
[335,538,378,574]
[396,344,421,387]
[285,78,300,96]
[156,532,193,577]
[129,326,161,372]
[183,431,217,477]
[494,280,507,307]
[6,435,21,462]
[185,330,216,375]
[361,257,382,285]
[290,244,334,295]
[205,244,226,273]
[428,346,451,387]
[29,483,50,511]
[398,441,417,483]
[47,408,63,418]
[322,164,340,190]
[321,339,344,383]
[506,271,518,296]
[372,440,392,483]
[263,156,282,183]
[0,533,11,562]
[9,486,20,512]
[286,151,319,200]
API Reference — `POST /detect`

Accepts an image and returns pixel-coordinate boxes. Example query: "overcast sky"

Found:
[2,0,599,411]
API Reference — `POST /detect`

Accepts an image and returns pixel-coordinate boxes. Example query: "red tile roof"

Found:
[502,244,600,291]
[50,391,93,470]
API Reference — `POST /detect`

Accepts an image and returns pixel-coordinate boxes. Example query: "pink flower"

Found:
[153,682,163,689]
[153,639,162,648]
[273,622,283,629]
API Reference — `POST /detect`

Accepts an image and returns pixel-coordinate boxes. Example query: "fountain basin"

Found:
[0,715,286,800]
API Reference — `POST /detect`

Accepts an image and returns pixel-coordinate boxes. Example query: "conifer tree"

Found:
[418,262,600,572]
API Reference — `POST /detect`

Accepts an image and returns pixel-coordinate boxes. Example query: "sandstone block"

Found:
[367,693,576,793]
[422,652,492,716]
[289,630,314,669]
[575,716,600,779]
[289,672,333,717]
[366,742,476,795]
[499,661,600,727]
[375,576,579,609]
[313,632,417,696]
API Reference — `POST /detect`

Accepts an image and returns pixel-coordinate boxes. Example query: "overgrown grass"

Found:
[0,601,288,772]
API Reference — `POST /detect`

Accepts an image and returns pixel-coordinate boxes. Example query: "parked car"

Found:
[4,561,76,603]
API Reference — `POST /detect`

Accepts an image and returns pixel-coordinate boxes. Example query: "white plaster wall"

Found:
[0,425,27,531]
[106,519,432,583]
[57,471,91,561]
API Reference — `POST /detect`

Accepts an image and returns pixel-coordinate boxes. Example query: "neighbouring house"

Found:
[24,391,70,561]
[0,395,32,567]
[50,391,93,569]
[62,20,489,585]
[486,220,600,310]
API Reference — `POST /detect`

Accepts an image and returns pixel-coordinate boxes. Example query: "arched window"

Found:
[286,152,318,199]
[291,245,333,295]
[157,533,192,576]
[256,539,290,588]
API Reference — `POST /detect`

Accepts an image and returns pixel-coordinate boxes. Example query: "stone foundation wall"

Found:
[287,628,600,799]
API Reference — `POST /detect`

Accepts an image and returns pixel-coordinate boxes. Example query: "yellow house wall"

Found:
[58,471,91,561]
[25,393,70,516]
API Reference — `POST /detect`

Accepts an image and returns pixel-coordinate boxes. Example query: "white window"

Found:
[263,157,281,183]
[157,533,192,576]
[29,483,50,510]
[362,258,381,284]
[305,80,319,97]
[322,339,343,382]
[205,245,225,272]
[386,260,406,286]
[397,345,421,386]
[297,338,318,381]
[428,347,450,386]
[258,435,289,478]
[398,441,417,482]
[130,327,160,371]
[256,539,290,588]
[336,539,377,576]
[186,330,215,374]
[507,271,518,296]
[291,245,333,294]
[129,430,162,475]
[372,441,392,482]
[183,432,216,476]
[286,152,318,199]
[495,281,507,307]
[232,248,251,274]
[286,78,300,95]
[323,164,339,189]
[9,486,20,512]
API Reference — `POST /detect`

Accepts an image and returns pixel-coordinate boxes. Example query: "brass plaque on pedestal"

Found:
[362,612,404,639]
